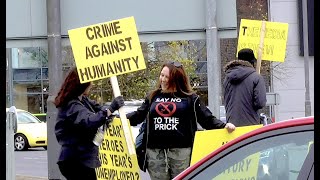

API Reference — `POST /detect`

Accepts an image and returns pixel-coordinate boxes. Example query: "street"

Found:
[15,126,151,180]
[15,148,48,178]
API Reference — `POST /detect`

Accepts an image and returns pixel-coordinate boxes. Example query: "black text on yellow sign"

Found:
[84,21,132,59]
[237,19,289,62]
[68,16,146,83]
[78,57,140,83]
[96,118,141,180]
[214,153,260,180]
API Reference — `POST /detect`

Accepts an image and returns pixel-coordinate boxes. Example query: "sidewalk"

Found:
[16,175,48,180]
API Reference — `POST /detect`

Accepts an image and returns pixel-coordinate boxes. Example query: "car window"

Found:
[17,111,41,124]
[297,142,314,180]
[191,130,313,180]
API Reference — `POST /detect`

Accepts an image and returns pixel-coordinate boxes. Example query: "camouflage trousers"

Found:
[146,147,192,180]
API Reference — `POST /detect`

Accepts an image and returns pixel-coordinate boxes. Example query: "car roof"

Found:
[6,108,40,117]
[6,108,27,113]
[175,116,314,179]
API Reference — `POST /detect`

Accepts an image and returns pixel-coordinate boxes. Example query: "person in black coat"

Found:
[223,48,267,127]
[127,61,236,180]
[54,67,124,180]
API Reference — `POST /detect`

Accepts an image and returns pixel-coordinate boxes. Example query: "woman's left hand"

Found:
[225,123,236,133]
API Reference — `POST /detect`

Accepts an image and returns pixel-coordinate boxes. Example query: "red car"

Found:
[174,116,314,180]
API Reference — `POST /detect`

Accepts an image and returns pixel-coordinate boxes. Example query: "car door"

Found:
[179,124,314,180]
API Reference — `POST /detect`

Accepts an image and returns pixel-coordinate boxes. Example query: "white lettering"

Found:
[154,117,162,123]
[154,123,178,130]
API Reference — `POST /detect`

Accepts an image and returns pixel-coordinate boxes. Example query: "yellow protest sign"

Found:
[214,153,260,180]
[190,124,262,165]
[237,19,289,62]
[68,16,146,83]
[96,118,141,180]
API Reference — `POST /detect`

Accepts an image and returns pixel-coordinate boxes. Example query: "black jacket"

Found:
[128,91,226,171]
[55,96,110,168]
[223,60,267,126]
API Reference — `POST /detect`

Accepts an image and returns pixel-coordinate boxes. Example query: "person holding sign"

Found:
[126,61,236,180]
[223,48,267,127]
[54,67,124,180]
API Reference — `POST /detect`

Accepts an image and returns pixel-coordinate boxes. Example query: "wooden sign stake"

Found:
[256,20,266,74]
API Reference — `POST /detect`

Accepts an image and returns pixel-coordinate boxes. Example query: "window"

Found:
[7,47,49,113]
[191,130,313,180]
[17,111,41,124]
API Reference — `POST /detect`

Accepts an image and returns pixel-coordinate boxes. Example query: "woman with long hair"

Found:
[54,66,124,180]
[127,61,236,180]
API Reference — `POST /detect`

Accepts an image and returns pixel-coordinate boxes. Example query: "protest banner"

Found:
[190,124,262,165]
[190,125,262,180]
[237,19,289,73]
[68,16,146,83]
[68,16,146,155]
[96,118,141,180]
[213,153,260,180]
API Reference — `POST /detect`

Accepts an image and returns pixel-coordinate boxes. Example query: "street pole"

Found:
[206,0,221,117]
[302,0,311,116]
[47,0,64,179]
[6,107,17,180]
[6,49,14,107]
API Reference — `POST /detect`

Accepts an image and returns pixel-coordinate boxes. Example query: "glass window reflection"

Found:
[17,111,41,123]
[7,39,210,113]
[13,69,42,81]
[13,81,42,93]
[12,48,41,68]
[13,94,44,114]
[192,131,313,180]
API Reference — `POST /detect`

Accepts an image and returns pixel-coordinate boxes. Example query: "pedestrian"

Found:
[54,67,124,180]
[223,48,267,127]
[127,61,236,180]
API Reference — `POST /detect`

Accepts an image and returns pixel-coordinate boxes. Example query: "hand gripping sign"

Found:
[191,125,262,165]
[68,16,145,154]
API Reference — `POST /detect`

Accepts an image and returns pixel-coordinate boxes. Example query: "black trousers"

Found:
[58,160,97,180]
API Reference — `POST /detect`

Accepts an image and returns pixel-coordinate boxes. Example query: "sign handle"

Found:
[110,76,136,155]
[256,20,266,74]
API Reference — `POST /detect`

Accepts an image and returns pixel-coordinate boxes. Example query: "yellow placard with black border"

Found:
[96,118,141,180]
[68,16,146,83]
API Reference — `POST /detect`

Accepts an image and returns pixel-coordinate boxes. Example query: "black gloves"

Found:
[108,96,124,113]
[105,115,115,128]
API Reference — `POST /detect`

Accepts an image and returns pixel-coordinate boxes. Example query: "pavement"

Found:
[14,126,143,180]
[16,175,48,180]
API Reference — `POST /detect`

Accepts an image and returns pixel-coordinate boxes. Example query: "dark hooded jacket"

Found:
[223,60,267,127]
[55,96,111,168]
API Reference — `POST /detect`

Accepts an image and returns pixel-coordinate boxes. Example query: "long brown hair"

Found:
[54,67,91,107]
[149,61,194,100]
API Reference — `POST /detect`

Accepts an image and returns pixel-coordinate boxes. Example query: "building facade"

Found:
[6,0,314,121]
[269,0,314,120]
[6,1,314,179]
